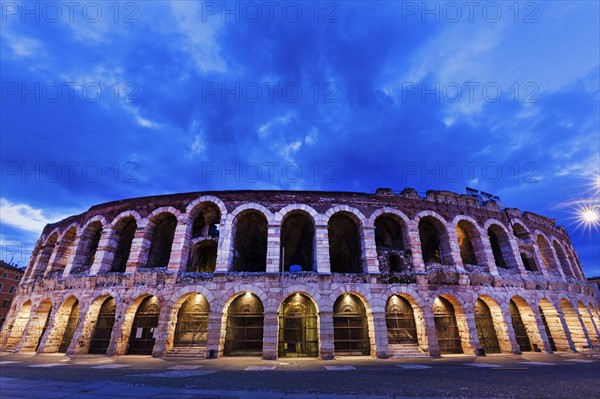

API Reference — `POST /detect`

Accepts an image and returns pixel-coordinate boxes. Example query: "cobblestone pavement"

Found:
[0,351,599,398]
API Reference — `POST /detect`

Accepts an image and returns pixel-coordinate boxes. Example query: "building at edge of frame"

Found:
[1,188,599,360]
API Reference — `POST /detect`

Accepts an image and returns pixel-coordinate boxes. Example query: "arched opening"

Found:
[33,234,58,278]
[278,294,318,357]
[433,297,462,354]
[127,296,160,355]
[72,222,103,274]
[173,294,209,348]
[375,215,407,272]
[89,297,116,354]
[328,213,362,273]
[419,217,451,265]
[512,223,538,272]
[385,295,418,345]
[3,301,32,350]
[577,302,599,345]
[474,299,500,354]
[224,293,264,356]
[23,300,53,352]
[190,203,221,239]
[509,300,532,352]
[146,215,177,268]
[58,300,80,353]
[456,221,478,266]
[232,211,267,272]
[553,242,573,276]
[187,241,217,272]
[539,299,568,351]
[488,225,510,269]
[281,213,315,272]
[537,235,558,272]
[333,294,370,356]
[48,227,77,276]
[111,218,137,272]
[560,299,588,348]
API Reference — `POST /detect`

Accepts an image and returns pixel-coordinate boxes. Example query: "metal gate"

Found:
[58,301,80,353]
[385,295,418,345]
[224,294,264,356]
[474,299,500,354]
[539,307,557,352]
[509,301,531,352]
[173,294,209,347]
[333,294,370,356]
[433,297,462,354]
[127,296,160,355]
[89,298,116,354]
[278,294,318,357]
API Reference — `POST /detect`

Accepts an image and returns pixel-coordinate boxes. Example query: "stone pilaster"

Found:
[262,312,278,360]
[361,225,380,274]
[89,228,116,275]
[318,311,335,360]
[371,311,389,358]
[151,305,173,357]
[498,304,521,354]
[126,225,152,272]
[205,312,225,358]
[168,218,189,272]
[315,223,330,274]
[266,224,281,273]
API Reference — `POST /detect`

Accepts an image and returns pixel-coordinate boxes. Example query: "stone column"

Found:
[555,309,577,352]
[215,217,232,273]
[315,223,331,274]
[532,312,554,353]
[422,310,440,357]
[168,216,189,272]
[531,243,549,278]
[462,312,483,355]
[406,221,425,272]
[445,225,465,272]
[34,307,59,353]
[89,228,116,275]
[480,232,500,276]
[361,225,380,274]
[498,304,521,354]
[266,224,281,274]
[126,224,152,272]
[318,311,335,360]
[106,303,129,356]
[151,305,173,357]
[67,302,92,355]
[262,312,278,360]
[205,312,225,358]
[371,311,389,358]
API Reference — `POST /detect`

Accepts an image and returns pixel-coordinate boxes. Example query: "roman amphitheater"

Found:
[2,188,599,360]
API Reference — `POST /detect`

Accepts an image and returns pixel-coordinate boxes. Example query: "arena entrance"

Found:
[433,297,463,354]
[474,299,500,354]
[58,300,80,353]
[34,302,53,352]
[173,294,209,348]
[333,294,370,356]
[385,295,418,345]
[278,294,318,358]
[127,296,160,355]
[224,293,264,356]
[509,300,531,352]
[89,297,116,354]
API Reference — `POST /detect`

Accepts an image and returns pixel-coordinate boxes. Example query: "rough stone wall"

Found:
[1,189,599,360]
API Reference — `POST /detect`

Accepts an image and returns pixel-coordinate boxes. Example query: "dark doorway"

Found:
[89,297,116,354]
[278,294,318,357]
[173,294,209,347]
[146,216,177,268]
[187,241,218,272]
[111,219,136,272]
[281,213,315,271]
[224,294,264,356]
[58,301,80,353]
[433,297,463,354]
[127,296,160,355]
[509,300,531,352]
[386,295,418,345]
[232,212,267,272]
[328,214,362,273]
[474,299,500,354]
[333,294,370,355]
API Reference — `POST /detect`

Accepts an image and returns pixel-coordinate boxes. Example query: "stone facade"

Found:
[1,188,599,360]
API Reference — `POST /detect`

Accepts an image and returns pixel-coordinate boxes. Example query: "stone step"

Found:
[388,344,428,358]
[165,347,206,358]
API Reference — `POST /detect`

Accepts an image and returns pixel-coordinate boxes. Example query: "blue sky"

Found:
[1,1,598,276]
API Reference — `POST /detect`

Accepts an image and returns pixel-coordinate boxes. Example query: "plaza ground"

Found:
[0,351,599,398]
